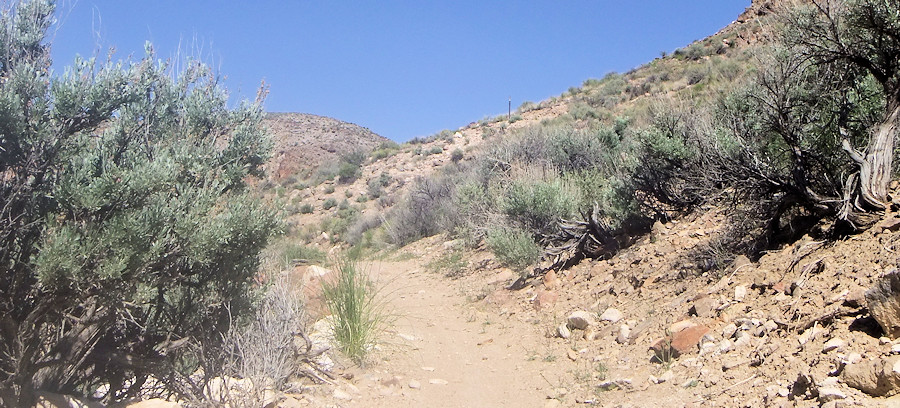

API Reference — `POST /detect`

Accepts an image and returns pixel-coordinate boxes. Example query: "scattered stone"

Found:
[845,353,863,365]
[823,338,846,353]
[651,325,711,359]
[333,388,353,401]
[599,308,624,323]
[617,324,631,344]
[799,326,825,346]
[421,366,435,371]
[669,319,697,334]
[763,320,779,333]
[719,339,733,353]
[567,311,597,330]
[865,269,900,338]
[734,332,753,348]
[817,386,847,402]
[689,295,718,318]
[557,323,571,339]
[722,323,738,339]
[892,343,900,354]
[534,290,558,311]
[582,326,600,341]
[543,270,559,289]
[658,370,674,384]
[408,380,421,389]
[735,285,748,301]
[682,379,699,388]
[567,349,579,361]
[428,378,449,385]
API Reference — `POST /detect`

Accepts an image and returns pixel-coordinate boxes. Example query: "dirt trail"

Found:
[331,259,556,408]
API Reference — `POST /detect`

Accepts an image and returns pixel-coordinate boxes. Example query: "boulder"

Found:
[841,356,900,396]
[866,270,900,338]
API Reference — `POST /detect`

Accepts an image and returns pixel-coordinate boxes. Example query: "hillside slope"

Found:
[264,112,390,180]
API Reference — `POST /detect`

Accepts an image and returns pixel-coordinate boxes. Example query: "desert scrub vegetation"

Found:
[0,1,284,404]
[322,258,387,365]
[486,227,542,272]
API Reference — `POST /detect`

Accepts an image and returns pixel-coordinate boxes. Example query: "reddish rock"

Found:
[533,290,558,311]
[543,270,559,290]
[652,325,711,359]
[772,280,790,295]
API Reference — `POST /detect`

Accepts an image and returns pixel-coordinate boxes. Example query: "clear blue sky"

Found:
[50,1,750,142]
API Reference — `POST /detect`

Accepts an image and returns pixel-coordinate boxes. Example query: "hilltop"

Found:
[263,112,391,180]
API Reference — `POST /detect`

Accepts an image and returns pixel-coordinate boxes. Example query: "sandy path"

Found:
[338,259,556,407]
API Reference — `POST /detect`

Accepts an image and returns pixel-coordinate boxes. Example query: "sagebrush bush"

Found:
[486,227,542,272]
[0,1,277,404]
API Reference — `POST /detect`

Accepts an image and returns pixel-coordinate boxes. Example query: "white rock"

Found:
[567,311,597,330]
[763,320,779,332]
[734,332,753,348]
[844,352,863,365]
[823,338,846,353]
[616,324,631,344]
[719,339,734,353]
[817,386,846,402]
[669,319,697,333]
[658,370,674,383]
[735,285,748,301]
[333,388,353,401]
[600,308,624,323]
[429,378,449,385]
[557,323,571,339]
[408,380,421,389]
[722,323,738,339]
[892,343,900,354]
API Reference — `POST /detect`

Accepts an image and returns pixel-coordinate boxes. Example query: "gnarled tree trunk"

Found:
[841,101,900,226]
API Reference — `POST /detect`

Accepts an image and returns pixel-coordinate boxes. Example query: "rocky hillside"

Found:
[264,112,390,180]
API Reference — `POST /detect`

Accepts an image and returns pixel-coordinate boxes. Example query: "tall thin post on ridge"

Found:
[508,97,511,120]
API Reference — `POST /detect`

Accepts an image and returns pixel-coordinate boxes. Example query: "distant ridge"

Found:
[263,112,390,180]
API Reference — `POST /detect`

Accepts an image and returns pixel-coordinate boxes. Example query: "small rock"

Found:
[583,326,599,341]
[658,370,674,384]
[333,389,352,401]
[428,378,449,385]
[799,326,825,346]
[845,352,863,365]
[719,339,733,353]
[669,319,697,334]
[534,290,558,311]
[763,320,779,333]
[892,343,900,354]
[818,386,847,402]
[689,295,718,318]
[543,270,559,289]
[734,332,753,348]
[652,325,711,359]
[567,311,597,330]
[599,308,624,323]
[567,349,579,361]
[823,338,846,353]
[616,324,631,344]
[722,323,738,339]
[408,380,421,389]
[735,285,748,302]
[557,323,571,339]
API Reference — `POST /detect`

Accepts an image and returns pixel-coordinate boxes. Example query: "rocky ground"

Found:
[282,202,900,408]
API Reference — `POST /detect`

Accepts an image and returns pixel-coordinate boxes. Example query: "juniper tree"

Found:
[0,0,276,405]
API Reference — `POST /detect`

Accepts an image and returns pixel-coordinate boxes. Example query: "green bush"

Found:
[323,198,338,210]
[501,179,577,235]
[276,242,327,268]
[450,148,464,163]
[299,203,314,214]
[0,1,277,404]
[486,227,541,272]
